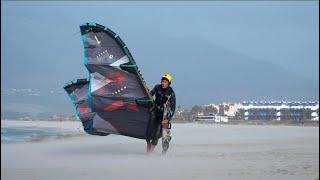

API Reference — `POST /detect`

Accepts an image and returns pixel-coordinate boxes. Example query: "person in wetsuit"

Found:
[146,73,176,153]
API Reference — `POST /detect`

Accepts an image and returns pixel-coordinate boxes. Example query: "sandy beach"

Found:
[1,120,319,180]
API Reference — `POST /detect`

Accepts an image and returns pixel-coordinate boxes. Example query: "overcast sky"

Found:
[2,1,318,81]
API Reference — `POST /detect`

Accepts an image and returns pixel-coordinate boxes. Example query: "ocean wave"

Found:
[1,127,84,144]
[27,133,84,142]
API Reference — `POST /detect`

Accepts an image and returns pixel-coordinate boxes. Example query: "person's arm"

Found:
[167,91,176,121]
[150,85,158,96]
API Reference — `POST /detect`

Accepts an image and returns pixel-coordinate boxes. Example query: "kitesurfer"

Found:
[146,73,176,153]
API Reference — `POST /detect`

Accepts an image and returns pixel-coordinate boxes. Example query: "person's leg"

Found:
[146,112,156,153]
[146,111,163,154]
[148,122,162,153]
[146,126,158,154]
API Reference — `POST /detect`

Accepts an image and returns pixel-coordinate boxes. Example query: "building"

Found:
[194,113,229,123]
[239,101,319,121]
[207,103,242,118]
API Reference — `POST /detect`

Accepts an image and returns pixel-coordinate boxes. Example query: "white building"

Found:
[240,101,319,121]
[194,114,229,123]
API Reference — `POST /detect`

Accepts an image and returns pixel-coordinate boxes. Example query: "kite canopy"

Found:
[64,79,109,136]
[64,23,154,139]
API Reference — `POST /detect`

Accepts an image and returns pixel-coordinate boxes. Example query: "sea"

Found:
[1,126,82,144]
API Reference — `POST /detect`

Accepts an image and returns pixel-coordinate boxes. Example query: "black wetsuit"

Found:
[146,84,176,145]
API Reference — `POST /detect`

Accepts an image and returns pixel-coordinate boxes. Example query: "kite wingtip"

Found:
[80,22,97,27]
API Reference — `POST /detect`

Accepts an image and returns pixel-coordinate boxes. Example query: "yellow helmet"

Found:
[161,73,173,83]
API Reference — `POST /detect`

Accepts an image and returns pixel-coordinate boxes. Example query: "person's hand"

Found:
[162,119,169,125]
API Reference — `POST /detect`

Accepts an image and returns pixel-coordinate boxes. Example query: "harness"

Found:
[154,86,173,113]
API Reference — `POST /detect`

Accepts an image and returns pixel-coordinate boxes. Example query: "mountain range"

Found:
[1,33,318,118]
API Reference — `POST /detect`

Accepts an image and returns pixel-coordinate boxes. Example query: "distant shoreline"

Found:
[1,120,85,144]
[174,120,319,127]
[2,119,319,127]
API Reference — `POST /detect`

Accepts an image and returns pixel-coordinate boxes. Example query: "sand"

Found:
[1,120,319,180]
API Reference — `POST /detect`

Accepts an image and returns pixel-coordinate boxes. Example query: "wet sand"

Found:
[1,121,319,180]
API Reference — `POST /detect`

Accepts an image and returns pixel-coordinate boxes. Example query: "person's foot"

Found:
[146,143,151,153]
[147,144,156,154]
[147,143,151,148]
